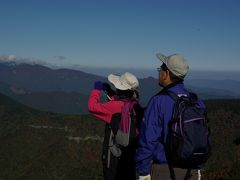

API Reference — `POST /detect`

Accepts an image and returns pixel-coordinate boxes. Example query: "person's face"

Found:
[158,63,169,87]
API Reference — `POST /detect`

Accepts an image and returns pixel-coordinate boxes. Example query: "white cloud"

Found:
[0,54,50,67]
[0,55,17,61]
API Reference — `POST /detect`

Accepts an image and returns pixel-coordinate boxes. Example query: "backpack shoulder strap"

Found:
[122,99,138,112]
[165,91,179,102]
[155,90,179,102]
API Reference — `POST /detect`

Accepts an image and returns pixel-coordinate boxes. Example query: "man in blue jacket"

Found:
[136,53,204,180]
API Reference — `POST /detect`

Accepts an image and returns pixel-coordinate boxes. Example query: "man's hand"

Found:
[139,174,151,180]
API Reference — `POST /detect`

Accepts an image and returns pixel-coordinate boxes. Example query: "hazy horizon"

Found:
[67,65,240,81]
[1,58,239,81]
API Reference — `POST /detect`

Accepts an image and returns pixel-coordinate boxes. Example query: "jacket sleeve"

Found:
[88,89,122,123]
[135,96,162,175]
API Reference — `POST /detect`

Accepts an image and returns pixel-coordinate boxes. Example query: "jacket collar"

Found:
[161,82,184,92]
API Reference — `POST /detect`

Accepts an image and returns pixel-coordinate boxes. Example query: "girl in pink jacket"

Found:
[88,72,143,180]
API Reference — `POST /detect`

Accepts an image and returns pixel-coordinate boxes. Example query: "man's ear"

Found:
[165,70,171,81]
[162,70,169,80]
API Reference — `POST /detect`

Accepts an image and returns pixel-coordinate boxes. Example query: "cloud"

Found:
[0,54,69,70]
[0,55,17,61]
[0,54,50,67]
[53,56,67,61]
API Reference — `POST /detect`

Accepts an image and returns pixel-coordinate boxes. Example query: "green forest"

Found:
[0,93,240,179]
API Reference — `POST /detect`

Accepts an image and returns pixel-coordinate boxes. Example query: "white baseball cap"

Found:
[156,53,189,79]
[108,72,139,90]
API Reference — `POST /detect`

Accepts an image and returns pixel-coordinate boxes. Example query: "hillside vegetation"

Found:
[203,99,240,180]
[0,93,240,179]
[0,93,104,179]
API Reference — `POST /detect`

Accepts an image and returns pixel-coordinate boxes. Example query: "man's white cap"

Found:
[156,53,189,79]
[108,72,139,90]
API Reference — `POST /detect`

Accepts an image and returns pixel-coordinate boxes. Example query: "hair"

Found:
[116,89,137,99]
[161,63,183,83]
[169,72,184,83]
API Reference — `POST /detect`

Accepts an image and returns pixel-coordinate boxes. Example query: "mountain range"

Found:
[0,61,239,114]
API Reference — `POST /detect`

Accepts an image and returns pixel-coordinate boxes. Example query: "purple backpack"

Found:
[165,91,210,170]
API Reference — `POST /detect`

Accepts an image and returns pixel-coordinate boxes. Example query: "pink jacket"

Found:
[88,89,124,123]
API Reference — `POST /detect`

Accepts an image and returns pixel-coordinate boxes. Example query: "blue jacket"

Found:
[135,83,205,176]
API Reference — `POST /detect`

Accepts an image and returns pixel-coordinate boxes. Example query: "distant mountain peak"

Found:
[0,61,17,67]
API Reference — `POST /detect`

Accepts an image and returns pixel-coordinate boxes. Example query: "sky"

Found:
[0,0,240,74]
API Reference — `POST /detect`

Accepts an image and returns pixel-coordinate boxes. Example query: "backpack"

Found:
[164,91,210,171]
[115,99,138,147]
[109,99,143,157]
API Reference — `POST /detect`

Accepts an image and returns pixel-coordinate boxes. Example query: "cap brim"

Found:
[108,74,128,90]
[156,53,167,64]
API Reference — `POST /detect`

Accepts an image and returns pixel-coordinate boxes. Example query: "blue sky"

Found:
[0,0,240,72]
